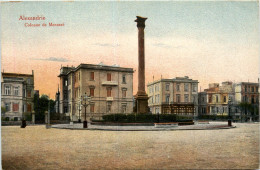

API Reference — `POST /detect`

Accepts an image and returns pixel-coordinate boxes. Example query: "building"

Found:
[58,63,134,121]
[198,81,259,122]
[234,82,259,121]
[198,82,234,116]
[147,76,199,117]
[1,71,35,121]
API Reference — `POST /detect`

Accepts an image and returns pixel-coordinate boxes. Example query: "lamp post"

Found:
[77,100,81,123]
[81,92,91,128]
[228,98,232,126]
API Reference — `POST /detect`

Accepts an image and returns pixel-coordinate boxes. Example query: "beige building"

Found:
[147,76,199,117]
[1,71,34,121]
[198,82,234,116]
[58,63,134,121]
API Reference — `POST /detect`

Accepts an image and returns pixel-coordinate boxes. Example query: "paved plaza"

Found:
[2,122,259,169]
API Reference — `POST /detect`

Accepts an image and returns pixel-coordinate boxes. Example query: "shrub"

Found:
[102,113,192,123]
[198,115,229,120]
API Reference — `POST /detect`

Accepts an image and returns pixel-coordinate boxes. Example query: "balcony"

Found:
[106,97,113,101]
[102,81,118,86]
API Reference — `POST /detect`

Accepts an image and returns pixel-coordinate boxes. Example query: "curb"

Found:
[51,125,236,131]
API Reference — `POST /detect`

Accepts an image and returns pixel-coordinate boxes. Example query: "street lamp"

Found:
[81,92,91,128]
[77,99,81,123]
[228,98,232,126]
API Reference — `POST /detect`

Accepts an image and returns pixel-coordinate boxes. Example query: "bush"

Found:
[5,117,9,121]
[102,113,192,123]
[198,115,229,120]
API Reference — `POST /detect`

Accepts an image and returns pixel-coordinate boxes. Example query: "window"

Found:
[166,95,170,103]
[224,96,227,103]
[166,84,169,91]
[216,107,219,113]
[184,84,189,92]
[23,89,26,97]
[245,86,247,92]
[251,87,254,92]
[107,102,112,113]
[64,90,68,100]
[4,85,11,95]
[176,94,181,103]
[90,88,95,97]
[79,72,80,81]
[5,103,10,112]
[251,96,255,104]
[256,87,259,92]
[209,95,212,103]
[122,89,127,98]
[90,72,94,80]
[107,88,112,97]
[27,104,31,112]
[14,87,19,96]
[176,84,180,92]
[121,104,127,113]
[64,79,68,86]
[122,75,126,83]
[192,84,197,92]
[13,103,19,112]
[90,104,95,113]
[184,94,189,102]
[27,90,31,98]
[27,79,31,84]
[107,73,111,81]
[216,96,218,103]
[64,107,68,113]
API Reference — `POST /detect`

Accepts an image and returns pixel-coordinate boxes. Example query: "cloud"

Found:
[152,43,184,49]
[93,43,120,47]
[31,57,69,62]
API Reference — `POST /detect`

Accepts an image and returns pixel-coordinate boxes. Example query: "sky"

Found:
[1,1,259,99]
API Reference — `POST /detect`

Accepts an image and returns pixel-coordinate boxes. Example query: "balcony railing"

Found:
[102,81,118,86]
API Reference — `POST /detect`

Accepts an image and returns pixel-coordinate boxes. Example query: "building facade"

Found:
[58,63,134,121]
[198,81,259,121]
[198,82,234,116]
[1,71,35,121]
[147,76,199,117]
[234,82,259,121]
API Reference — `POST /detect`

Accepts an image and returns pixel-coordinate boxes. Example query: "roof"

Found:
[58,63,134,77]
[147,77,199,86]
[2,72,33,78]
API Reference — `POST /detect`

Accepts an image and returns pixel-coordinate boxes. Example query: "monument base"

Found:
[134,92,149,114]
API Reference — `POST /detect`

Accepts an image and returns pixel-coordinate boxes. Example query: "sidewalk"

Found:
[51,121,236,131]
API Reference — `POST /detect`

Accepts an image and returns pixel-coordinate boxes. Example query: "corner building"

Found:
[1,71,34,121]
[147,76,199,117]
[58,63,134,121]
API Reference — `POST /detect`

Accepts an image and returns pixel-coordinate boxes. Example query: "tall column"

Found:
[134,16,149,114]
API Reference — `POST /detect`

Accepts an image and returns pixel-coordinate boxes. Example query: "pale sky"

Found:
[1,1,259,99]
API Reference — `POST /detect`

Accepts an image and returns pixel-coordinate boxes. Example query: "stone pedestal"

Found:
[135,94,149,114]
[45,111,48,124]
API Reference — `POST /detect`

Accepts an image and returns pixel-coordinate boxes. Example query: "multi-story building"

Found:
[58,63,134,121]
[198,82,234,116]
[1,71,35,121]
[147,76,199,117]
[199,81,259,121]
[234,82,259,121]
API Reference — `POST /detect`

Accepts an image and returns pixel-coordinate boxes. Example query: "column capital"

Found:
[135,16,147,28]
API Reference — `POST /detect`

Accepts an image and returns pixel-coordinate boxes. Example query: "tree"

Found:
[239,102,254,121]
[1,106,6,115]
[33,94,52,121]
